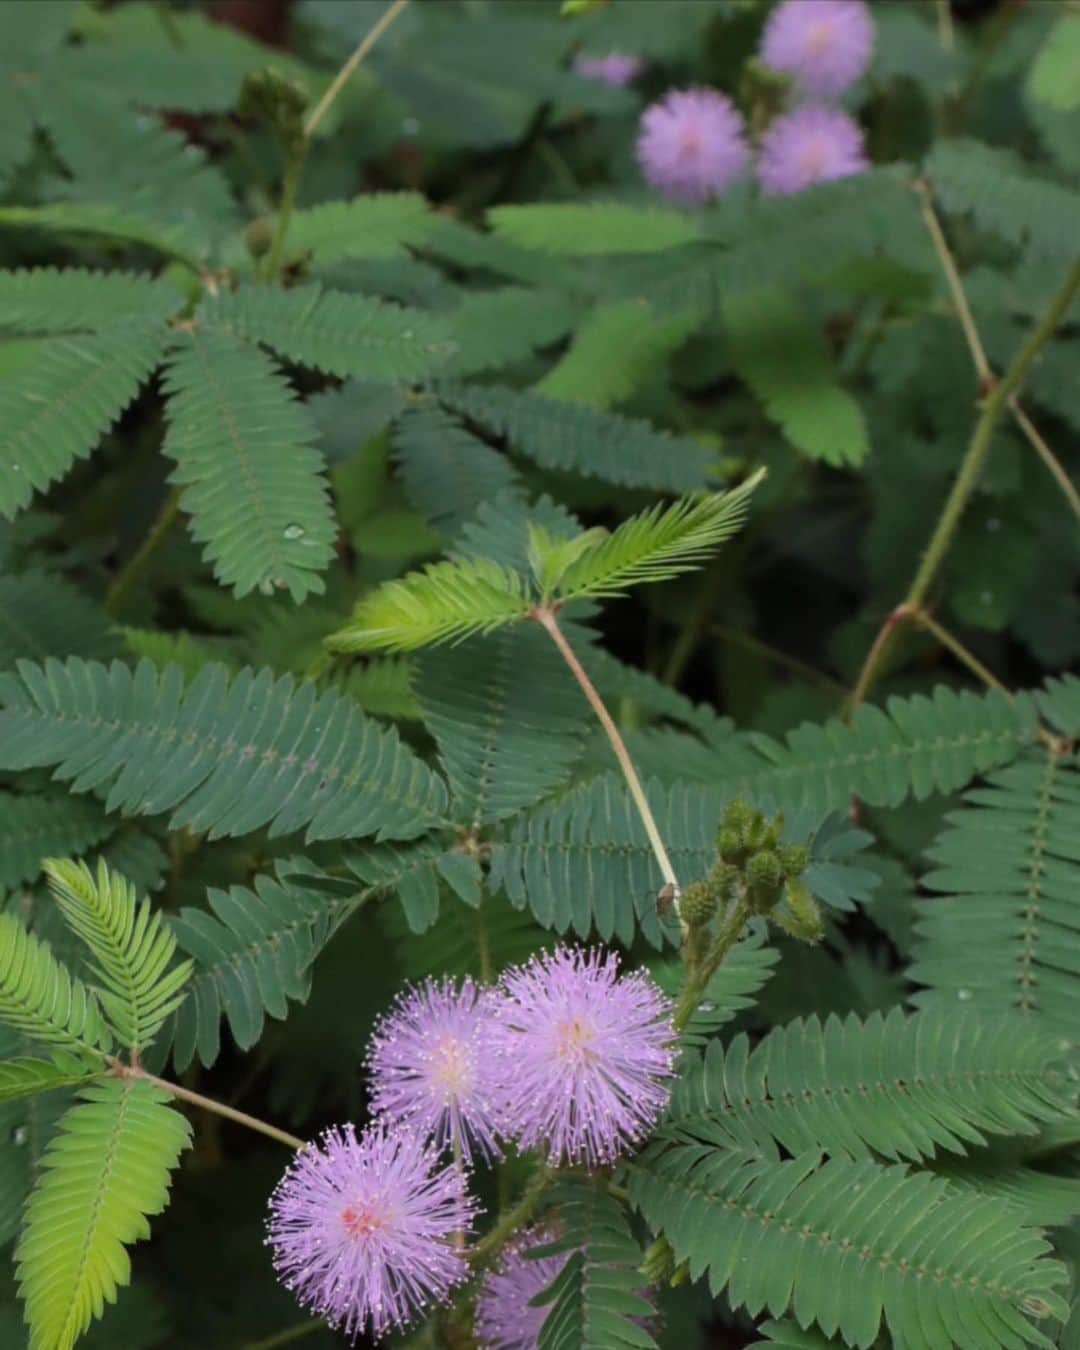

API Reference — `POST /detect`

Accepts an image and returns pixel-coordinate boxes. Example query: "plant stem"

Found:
[673,900,749,1032]
[470,1165,555,1271]
[533,607,679,894]
[849,252,1080,712]
[105,487,183,619]
[242,1321,327,1350]
[917,185,1080,525]
[934,0,955,51]
[263,146,306,283]
[262,0,410,283]
[304,0,410,140]
[121,1064,306,1151]
[911,609,1008,694]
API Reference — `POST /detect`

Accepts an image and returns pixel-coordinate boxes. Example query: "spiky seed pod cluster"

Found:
[714,798,823,941]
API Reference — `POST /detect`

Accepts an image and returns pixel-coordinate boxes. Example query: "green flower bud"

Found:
[745,850,783,914]
[721,798,755,836]
[245,217,274,259]
[717,827,747,865]
[707,860,738,902]
[679,880,717,928]
[640,1236,676,1285]
[778,843,810,877]
[778,877,824,944]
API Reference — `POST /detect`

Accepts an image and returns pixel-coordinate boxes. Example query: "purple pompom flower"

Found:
[267,1123,478,1342]
[760,0,874,99]
[474,1228,569,1350]
[490,947,676,1167]
[637,88,749,205]
[756,104,868,196]
[367,976,503,1165]
[574,51,643,88]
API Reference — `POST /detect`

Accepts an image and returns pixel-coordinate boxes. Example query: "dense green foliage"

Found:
[0,1,1078,1348]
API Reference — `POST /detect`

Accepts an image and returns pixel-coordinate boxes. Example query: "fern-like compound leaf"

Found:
[537,300,700,410]
[722,287,869,467]
[326,556,533,653]
[627,1146,1068,1349]
[445,287,578,377]
[16,1076,190,1350]
[0,267,183,335]
[533,1179,657,1350]
[0,657,450,842]
[665,1006,1074,1163]
[436,383,716,492]
[0,1054,102,1105]
[0,915,111,1057]
[285,191,435,265]
[42,858,192,1055]
[0,326,164,519]
[0,792,112,890]
[554,475,762,602]
[199,282,456,381]
[162,328,337,601]
[910,750,1080,1037]
[415,625,589,824]
[168,863,366,1070]
[487,202,703,254]
[0,569,121,671]
[392,404,522,535]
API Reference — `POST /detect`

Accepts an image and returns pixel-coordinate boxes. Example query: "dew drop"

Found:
[699,1001,716,1013]
[11,1126,27,1146]
[401,116,421,136]
[956,988,973,1002]
[283,523,306,541]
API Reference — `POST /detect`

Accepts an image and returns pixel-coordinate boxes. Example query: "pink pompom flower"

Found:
[267,1124,478,1342]
[760,0,874,99]
[573,51,643,88]
[367,976,503,1165]
[637,88,749,205]
[474,1228,570,1350]
[490,947,676,1168]
[756,104,868,196]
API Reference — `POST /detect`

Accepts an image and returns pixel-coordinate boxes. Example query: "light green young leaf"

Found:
[0,915,111,1058]
[326,556,533,653]
[554,474,762,602]
[1027,15,1080,112]
[0,1054,102,1105]
[16,1076,190,1350]
[486,202,703,254]
[43,858,193,1055]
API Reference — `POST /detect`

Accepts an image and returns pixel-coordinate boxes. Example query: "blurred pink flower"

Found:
[761,0,874,99]
[757,104,868,195]
[637,88,749,205]
[574,51,643,88]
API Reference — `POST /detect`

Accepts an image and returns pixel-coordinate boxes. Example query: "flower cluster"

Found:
[266,946,675,1343]
[637,0,872,203]
[474,1228,572,1350]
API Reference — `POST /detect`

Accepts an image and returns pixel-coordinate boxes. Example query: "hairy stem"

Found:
[673,900,750,1032]
[533,607,679,894]
[105,486,183,619]
[849,252,1080,711]
[116,1063,305,1151]
[263,146,306,283]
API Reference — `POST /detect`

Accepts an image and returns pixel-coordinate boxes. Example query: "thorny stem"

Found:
[533,606,679,895]
[949,0,1023,131]
[112,1061,305,1151]
[849,252,1080,713]
[917,184,1080,525]
[105,487,183,619]
[263,146,306,283]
